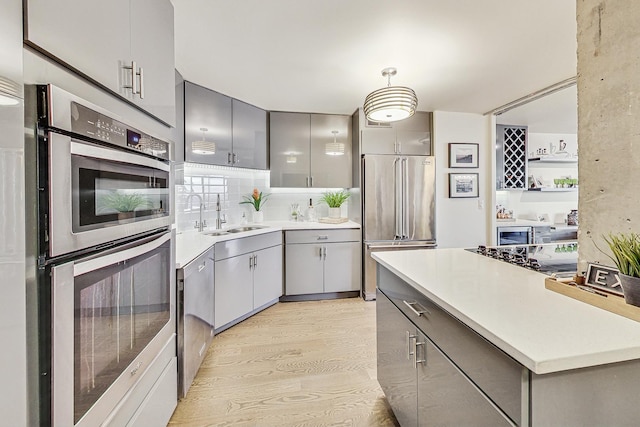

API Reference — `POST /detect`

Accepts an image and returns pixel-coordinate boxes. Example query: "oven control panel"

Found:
[70,101,170,161]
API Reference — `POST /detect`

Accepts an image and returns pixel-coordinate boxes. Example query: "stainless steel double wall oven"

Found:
[26,85,175,426]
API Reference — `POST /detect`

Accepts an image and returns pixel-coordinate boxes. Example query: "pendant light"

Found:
[325,130,345,156]
[363,67,418,123]
[192,127,216,155]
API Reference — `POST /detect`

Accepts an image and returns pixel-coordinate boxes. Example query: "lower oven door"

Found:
[47,131,171,258]
[51,231,175,427]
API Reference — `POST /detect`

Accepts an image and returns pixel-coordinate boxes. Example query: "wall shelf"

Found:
[528,157,577,164]
[527,187,578,192]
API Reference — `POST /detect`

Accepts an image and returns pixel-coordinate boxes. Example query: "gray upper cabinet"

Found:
[232,99,268,169]
[184,81,232,166]
[270,112,352,188]
[184,82,267,169]
[270,112,312,187]
[24,0,176,126]
[360,111,432,155]
[310,114,352,188]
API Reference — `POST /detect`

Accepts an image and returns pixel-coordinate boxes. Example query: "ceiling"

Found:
[496,85,577,134]
[171,0,577,117]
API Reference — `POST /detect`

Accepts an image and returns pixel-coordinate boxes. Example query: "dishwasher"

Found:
[177,247,215,398]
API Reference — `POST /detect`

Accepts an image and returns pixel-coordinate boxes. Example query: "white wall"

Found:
[0,0,26,424]
[175,163,353,231]
[434,111,491,248]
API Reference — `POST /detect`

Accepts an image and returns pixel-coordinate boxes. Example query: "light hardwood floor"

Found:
[168,298,399,427]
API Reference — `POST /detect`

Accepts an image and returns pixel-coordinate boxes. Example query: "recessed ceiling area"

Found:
[171,0,577,116]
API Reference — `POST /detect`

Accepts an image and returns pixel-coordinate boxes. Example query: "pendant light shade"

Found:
[364,67,418,123]
[192,127,216,155]
[325,130,345,156]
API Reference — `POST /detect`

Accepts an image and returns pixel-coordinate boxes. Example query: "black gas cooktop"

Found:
[466,242,578,277]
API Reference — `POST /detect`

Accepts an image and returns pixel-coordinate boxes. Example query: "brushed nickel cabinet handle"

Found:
[403,300,431,317]
[122,61,137,95]
[406,330,417,361]
[414,341,425,368]
[138,66,144,99]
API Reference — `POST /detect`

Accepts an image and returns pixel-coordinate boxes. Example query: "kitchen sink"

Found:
[204,230,230,236]
[226,226,268,233]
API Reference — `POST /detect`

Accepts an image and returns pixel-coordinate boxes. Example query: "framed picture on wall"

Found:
[449,173,479,198]
[448,143,479,168]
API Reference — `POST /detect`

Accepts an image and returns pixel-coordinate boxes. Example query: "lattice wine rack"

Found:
[498,125,527,189]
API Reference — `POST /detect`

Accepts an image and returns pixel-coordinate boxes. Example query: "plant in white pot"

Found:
[239,188,270,223]
[602,232,640,306]
[320,190,350,218]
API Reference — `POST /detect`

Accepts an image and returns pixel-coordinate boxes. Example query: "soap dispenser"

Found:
[306,198,316,222]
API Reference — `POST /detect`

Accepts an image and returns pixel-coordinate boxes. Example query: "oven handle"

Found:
[74,232,171,276]
[70,140,170,172]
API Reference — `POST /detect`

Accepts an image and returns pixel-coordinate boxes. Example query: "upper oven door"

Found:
[48,131,171,258]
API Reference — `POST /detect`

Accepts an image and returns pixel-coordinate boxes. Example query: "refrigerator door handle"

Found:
[402,157,409,239]
[393,157,402,239]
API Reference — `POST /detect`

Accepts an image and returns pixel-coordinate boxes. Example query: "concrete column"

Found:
[577,0,640,273]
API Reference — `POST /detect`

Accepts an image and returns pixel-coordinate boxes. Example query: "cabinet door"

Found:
[184,82,233,166]
[377,291,418,427]
[269,112,310,187]
[253,245,283,308]
[417,333,512,426]
[129,0,176,126]
[285,244,323,295]
[395,111,432,155]
[360,126,397,154]
[214,255,253,328]
[232,99,267,169]
[310,114,352,188]
[323,242,360,293]
[25,0,130,95]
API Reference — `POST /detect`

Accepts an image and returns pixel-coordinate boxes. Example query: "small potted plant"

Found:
[240,188,270,223]
[320,190,350,219]
[602,232,640,306]
[98,191,150,219]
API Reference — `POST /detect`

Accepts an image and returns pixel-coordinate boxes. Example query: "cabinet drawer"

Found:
[215,231,282,261]
[285,228,360,244]
[378,266,524,425]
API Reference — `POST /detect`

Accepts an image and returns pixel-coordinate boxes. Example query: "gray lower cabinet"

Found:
[284,229,360,296]
[214,232,282,330]
[24,0,176,126]
[377,291,513,427]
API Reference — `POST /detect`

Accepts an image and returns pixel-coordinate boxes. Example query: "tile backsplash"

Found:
[175,163,356,232]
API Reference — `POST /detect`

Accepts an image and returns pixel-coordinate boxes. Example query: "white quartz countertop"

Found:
[176,220,360,268]
[372,248,640,375]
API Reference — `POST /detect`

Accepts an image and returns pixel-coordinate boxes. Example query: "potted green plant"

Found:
[602,232,640,306]
[319,190,350,218]
[240,188,270,222]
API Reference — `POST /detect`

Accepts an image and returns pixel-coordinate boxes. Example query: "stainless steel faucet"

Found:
[216,194,227,229]
[187,193,206,232]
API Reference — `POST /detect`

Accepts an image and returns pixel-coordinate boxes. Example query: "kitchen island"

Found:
[373,248,640,426]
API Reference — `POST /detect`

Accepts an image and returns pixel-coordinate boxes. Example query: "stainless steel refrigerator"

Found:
[362,154,436,300]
